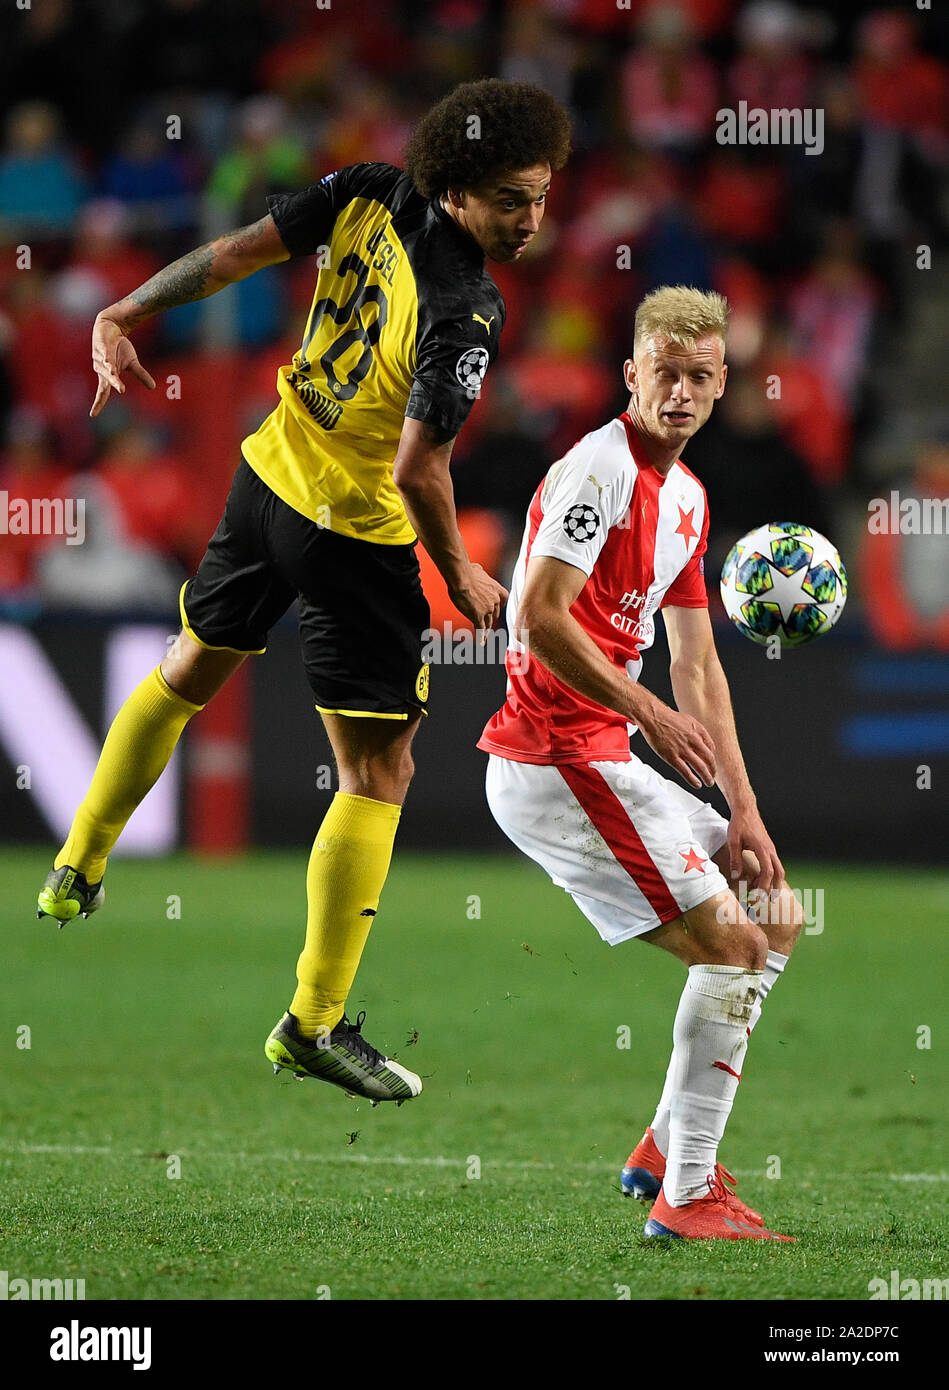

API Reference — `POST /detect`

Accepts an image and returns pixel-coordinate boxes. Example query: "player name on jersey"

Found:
[240,162,505,547]
[285,369,343,431]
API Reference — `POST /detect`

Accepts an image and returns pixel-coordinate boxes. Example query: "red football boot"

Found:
[622,1128,764,1226]
[620,1127,664,1203]
[644,1173,796,1241]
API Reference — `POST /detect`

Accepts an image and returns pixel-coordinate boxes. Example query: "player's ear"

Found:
[715,362,728,399]
[623,357,637,392]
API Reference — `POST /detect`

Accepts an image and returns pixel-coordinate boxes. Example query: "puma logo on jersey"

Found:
[587,474,604,499]
[472,313,495,334]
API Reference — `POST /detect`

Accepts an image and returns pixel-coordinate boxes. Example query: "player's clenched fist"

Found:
[640,705,717,789]
[90,314,157,418]
[449,562,509,638]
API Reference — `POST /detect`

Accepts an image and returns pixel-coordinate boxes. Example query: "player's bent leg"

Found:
[635,892,799,1239]
[270,712,423,1101]
[483,757,793,1237]
[639,855,799,1156]
[643,885,768,968]
[629,886,792,1228]
[713,846,803,959]
[161,628,248,706]
[271,511,430,1095]
[321,709,420,806]
[481,754,768,1218]
[640,960,794,1241]
[632,892,769,1219]
[712,846,801,1035]
[37,632,244,925]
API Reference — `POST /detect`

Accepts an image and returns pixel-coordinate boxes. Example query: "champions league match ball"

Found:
[720,521,847,647]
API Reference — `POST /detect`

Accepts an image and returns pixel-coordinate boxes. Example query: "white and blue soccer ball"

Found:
[720,521,847,647]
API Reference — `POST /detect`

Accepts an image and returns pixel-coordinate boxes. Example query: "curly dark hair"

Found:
[403,79,571,199]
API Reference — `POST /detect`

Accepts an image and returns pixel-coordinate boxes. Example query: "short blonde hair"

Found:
[633,285,729,355]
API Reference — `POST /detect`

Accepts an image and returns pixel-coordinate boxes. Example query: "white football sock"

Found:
[662,964,761,1207]
[746,948,788,1033]
[649,950,788,1156]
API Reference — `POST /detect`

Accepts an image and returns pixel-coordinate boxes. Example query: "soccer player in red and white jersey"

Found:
[478,286,804,1241]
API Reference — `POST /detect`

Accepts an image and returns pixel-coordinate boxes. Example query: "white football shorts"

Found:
[485,753,731,946]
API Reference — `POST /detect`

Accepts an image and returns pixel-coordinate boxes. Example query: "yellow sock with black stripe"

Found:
[290,793,402,1039]
[55,666,204,883]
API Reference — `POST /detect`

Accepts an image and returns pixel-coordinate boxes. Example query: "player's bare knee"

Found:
[714,847,802,958]
[383,745,415,799]
[737,919,769,970]
[161,631,243,705]
[758,880,804,956]
[342,742,415,803]
[714,917,768,971]
[379,730,417,786]
[683,891,768,970]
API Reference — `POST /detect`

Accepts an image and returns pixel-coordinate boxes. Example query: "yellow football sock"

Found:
[55,666,204,883]
[290,792,402,1039]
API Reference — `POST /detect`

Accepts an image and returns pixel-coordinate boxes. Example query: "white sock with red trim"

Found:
[662,964,761,1207]
[649,949,787,1156]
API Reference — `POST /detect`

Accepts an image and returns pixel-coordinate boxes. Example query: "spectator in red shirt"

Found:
[861,440,949,649]
[95,420,204,570]
[852,10,949,240]
[787,220,880,411]
[63,200,161,354]
[727,1,813,115]
[757,320,851,487]
[0,407,70,594]
[6,268,96,469]
[621,3,719,156]
[854,10,949,147]
[692,149,785,256]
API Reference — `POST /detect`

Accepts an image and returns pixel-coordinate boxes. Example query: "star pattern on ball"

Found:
[762,565,823,624]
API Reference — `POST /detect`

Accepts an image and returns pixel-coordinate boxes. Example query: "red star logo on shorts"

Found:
[675,505,698,546]
[680,847,707,873]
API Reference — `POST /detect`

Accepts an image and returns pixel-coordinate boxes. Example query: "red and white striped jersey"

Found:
[478,411,709,765]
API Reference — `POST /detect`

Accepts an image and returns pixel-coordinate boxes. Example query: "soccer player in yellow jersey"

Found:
[36,80,571,1102]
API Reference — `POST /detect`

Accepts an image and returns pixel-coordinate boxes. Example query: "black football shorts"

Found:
[180,457,431,719]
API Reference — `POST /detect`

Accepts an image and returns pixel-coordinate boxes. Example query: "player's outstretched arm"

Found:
[89,215,291,417]
[394,416,508,634]
[517,555,716,788]
[664,603,784,890]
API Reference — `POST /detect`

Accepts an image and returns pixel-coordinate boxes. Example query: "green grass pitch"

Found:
[2,848,948,1301]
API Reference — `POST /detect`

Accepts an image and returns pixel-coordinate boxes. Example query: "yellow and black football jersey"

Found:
[241,162,506,546]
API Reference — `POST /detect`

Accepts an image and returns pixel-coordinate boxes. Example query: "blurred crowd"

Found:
[0,0,947,644]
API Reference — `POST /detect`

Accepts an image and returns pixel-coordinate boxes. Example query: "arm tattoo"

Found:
[223,215,271,257]
[128,243,217,316]
[124,218,272,321]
